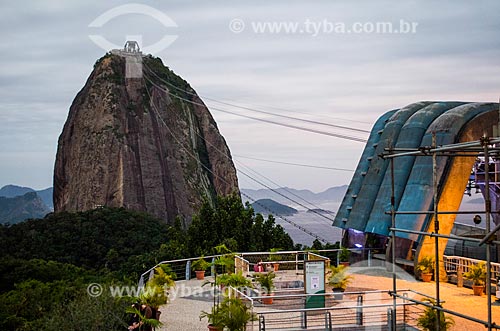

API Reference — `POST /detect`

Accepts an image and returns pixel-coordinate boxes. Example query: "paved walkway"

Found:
[159,269,500,330]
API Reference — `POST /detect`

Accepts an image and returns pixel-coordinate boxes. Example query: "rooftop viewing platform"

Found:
[136,249,500,331]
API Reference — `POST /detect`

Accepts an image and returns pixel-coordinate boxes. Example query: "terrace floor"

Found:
[159,268,500,330]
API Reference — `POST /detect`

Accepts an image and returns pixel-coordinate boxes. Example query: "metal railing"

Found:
[253,289,421,330]
[138,248,385,290]
[444,255,500,280]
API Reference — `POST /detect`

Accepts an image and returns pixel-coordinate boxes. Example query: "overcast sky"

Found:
[1,1,500,192]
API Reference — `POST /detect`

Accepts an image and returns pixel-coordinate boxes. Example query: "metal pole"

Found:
[387,308,394,331]
[356,295,363,325]
[390,227,500,245]
[295,252,299,275]
[484,137,493,331]
[432,133,441,331]
[390,154,397,331]
[403,292,408,329]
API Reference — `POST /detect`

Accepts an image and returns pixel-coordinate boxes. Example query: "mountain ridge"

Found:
[241,185,347,206]
[0,185,53,210]
[0,191,50,224]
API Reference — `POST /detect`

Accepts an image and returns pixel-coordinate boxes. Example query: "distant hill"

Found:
[0,192,50,224]
[242,185,348,206]
[0,185,53,210]
[0,185,34,198]
[34,187,53,210]
[251,199,298,216]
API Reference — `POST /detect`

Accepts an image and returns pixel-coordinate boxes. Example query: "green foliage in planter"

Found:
[216,271,252,288]
[417,256,435,274]
[255,271,276,293]
[192,257,210,271]
[199,304,225,328]
[339,247,351,262]
[464,262,487,286]
[126,306,162,329]
[213,244,236,274]
[417,299,454,331]
[219,297,257,331]
[140,266,175,308]
[327,265,352,291]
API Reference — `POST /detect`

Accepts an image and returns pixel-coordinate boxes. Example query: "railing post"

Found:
[403,292,408,327]
[211,257,215,277]
[457,262,463,288]
[296,252,299,275]
[185,260,191,280]
[301,311,307,329]
[325,311,332,331]
[387,308,394,331]
[259,315,265,331]
[356,295,363,325]
[368,249,372,267]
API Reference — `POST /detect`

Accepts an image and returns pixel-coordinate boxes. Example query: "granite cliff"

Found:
[54,53,239,223]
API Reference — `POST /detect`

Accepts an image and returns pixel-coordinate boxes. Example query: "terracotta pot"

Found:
[340,262,350,267]
[273,263,279,271]
[262,293,274,304]
[195,270,205,280]
[473,285,484,296]
[207,324,223,331]
[421,273,432,282]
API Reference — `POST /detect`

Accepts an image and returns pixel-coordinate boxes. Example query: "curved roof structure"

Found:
[333,102,499,248]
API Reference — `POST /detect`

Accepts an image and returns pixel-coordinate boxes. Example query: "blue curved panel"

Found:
[344,102,432,231]
[396,102,498,241]
[332,109,397,228]
[364,101,466,235]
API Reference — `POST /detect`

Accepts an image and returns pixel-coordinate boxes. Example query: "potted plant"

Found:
[219,296,257,331]
[126,304,163,331]
[192,257,210,280]
[129,266,175,329]
[339,247,351,266]
[327,265,352,300]
[268,248,282,271]
[216,271,253,293]
[417,256,434,282]
[214,244,236,274]
[255,271,276,304]
[200,305,225,331]
[464,262,487,296]
[140,266,175,309]
[417,298,454,330]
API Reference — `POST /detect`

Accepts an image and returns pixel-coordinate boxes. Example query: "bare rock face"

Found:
[54,54,239,223]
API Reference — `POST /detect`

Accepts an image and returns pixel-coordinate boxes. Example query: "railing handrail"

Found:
[139,248,381,287]
[256,301,416,315]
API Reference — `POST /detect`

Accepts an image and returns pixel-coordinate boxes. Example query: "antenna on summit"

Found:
[124,40,141,54]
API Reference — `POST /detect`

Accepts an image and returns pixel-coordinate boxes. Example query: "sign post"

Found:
[304,260,325,309]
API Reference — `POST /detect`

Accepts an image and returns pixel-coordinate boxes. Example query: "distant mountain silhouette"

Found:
[251,199,298,216]
[0,185,54,222]
[242,185,347,206]
[0,185,34,198]
[0,192,50,224]
[33,187,53,210]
